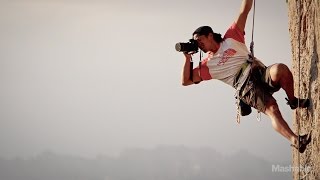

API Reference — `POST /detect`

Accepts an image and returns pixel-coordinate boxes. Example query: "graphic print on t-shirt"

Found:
[217,48,237,66]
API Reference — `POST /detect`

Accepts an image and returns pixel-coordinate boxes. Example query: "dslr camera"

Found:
[175,39,199,54]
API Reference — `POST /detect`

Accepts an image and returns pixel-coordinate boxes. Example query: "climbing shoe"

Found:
[285,97,310,110]
[291,132,312,153]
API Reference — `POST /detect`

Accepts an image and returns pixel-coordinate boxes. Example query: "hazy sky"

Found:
[0,0,294,162]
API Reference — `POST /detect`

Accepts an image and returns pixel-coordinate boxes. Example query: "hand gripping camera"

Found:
[175,39,199,54]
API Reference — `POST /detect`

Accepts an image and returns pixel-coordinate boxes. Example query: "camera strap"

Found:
[199,51,203,79]
[189,57,193,81]
[189,51,203,82]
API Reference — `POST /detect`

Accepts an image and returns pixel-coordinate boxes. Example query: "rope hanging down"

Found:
[250,0,262,122]
[236,0,260,124]
[249,0,256,60]
[294,1,313,179]
[296,0,301,179]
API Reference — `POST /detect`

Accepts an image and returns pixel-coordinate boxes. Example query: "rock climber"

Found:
[178,0,311,153]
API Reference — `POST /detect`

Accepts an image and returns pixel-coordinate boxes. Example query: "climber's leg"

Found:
[266,63,310,109]
[268,63,294,100]
[264,97,297,144]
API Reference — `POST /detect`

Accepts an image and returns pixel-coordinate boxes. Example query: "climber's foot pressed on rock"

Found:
[285,97,310,110]
[291,131,312,153]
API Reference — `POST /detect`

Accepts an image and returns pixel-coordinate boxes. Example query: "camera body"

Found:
[175,39,199,53]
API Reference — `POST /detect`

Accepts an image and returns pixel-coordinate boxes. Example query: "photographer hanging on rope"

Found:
[176,0,311,153]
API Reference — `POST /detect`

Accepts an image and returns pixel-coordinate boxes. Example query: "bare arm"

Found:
[235,0,253,33]
[181,54,202,86]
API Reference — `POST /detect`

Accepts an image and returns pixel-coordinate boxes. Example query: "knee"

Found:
[270,63,292,81]
[272,63,290,75]
[265,101,283,131]
[269,105,281,116]
[265,100,281,117]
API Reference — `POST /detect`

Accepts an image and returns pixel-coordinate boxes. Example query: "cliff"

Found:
[287,0,320,179]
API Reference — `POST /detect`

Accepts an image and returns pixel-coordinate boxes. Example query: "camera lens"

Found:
[175,43,183,52]
[175,42,198,52]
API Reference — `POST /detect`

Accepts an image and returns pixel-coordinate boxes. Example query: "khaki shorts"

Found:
[240,65,281,113]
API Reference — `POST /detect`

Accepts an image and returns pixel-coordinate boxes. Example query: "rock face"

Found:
[288,0,320,179]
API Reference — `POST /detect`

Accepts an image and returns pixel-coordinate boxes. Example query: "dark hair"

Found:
[192,26,223,43]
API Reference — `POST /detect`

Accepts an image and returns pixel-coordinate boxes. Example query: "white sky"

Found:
[0,0,294,162]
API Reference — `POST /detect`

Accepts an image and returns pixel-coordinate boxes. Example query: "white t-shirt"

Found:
[197,22,250,87]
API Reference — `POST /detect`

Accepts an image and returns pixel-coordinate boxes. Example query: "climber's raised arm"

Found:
[235,0,253,33]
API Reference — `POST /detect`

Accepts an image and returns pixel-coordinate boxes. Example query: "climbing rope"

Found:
[235,0,258,124]
[249,0,263,122]
[296,0,301,179]
[250,0,263,122]
[250,0,256,59]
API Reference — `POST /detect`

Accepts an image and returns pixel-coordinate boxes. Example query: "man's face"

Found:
[193,34,211,53]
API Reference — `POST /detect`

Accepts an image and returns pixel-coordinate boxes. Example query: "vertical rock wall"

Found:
[288,0,320,179]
